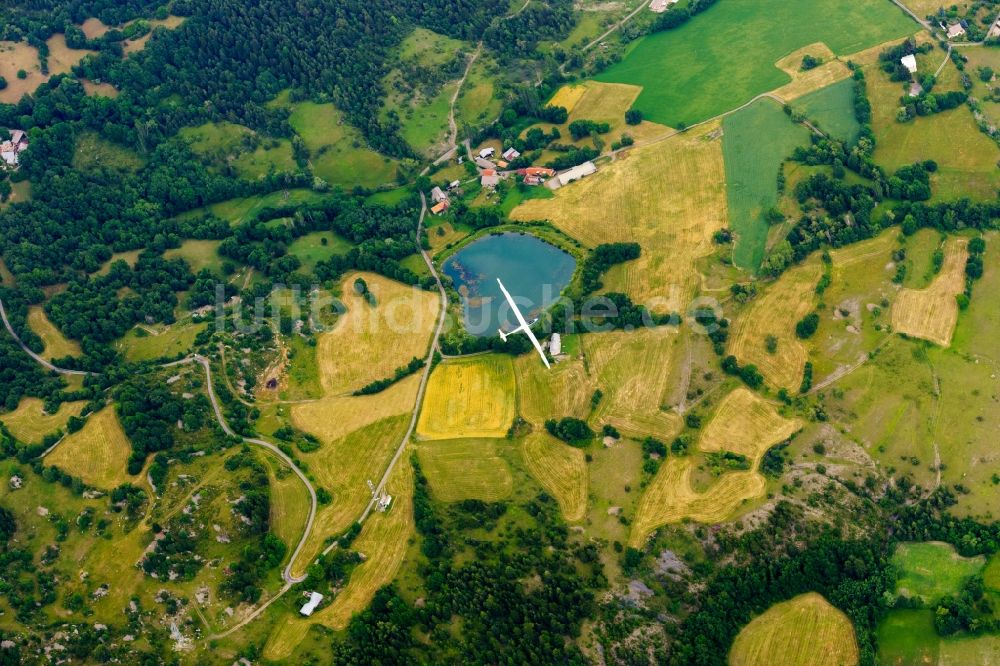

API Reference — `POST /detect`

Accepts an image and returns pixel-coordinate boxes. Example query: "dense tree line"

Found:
[115,376,185,473]
[578,242,640,295]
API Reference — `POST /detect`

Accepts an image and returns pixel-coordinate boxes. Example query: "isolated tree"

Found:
[625,108,643,125]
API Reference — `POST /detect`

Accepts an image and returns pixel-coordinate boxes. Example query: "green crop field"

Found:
[876,609,940,665]
[791,79,862,144]
[893,542,985,603]
[594,0,915,127]
[722,98,811,270]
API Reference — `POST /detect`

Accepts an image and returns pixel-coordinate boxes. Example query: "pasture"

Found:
[585,327,681,441]
[262,452,311,564]
[698,388,800,462]
[45,406,133,490]
[282,97,399,188]
[292,414,410,575]
[455,54,502,128]
[417,355,516,440]
[416,438,514,502]
[512,121,727,312]
[0,35,94,103]
[594,0,915,127]
[630,458,765,546]
[287,231,352,274]
[722,97,811,270]
[73,131,145,171]
[729,259,823,391]
[791,78,863,144]
[181,122,296,179]
[521,432,588,521]
[314,272,438,395]
[893,541,985,603]
[163,239,224,275]
[877,609,939,665]
[891,237,968,347]
[859,44,1000,200]
[27,306,81,359]
[0,398,86,444]
[117,321,207,362]
[514,352,594,425]
[729,593,859,666]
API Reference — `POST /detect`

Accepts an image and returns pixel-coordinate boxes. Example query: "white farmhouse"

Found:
[479,147,495,159]
[557,161,597,186]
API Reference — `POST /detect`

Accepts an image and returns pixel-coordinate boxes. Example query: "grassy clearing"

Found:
[512,121,727,312]
[722,97,811,270]
[729,592,859,666]
[279,97,398,188]
[893,541,985,603]
[791,78,863,143]
[117,321,207,362]
[417,355,516,440]
[262,452,310,563]
[426,221,470,252]
[939,634,1000,664]
[729,259,823,391]
[287,231,352,274]
[456,54,502,128]
[630,457,765,546]
[163,239,224,275]
[203,189,327,226]
[859,42,1000,200]
[46,34,93,75]
[891,237,968,347]
[585,327,681,440]
[264,455,414,658]
[521,432,588,521]
[46,406,133,490]
[416,438,514,502]
[181,121,295,179]
[0,41,41,103]
[595,0,915,127]
[876,609,939,666]
[121,15,186,55]
[27,306,81,359]
[0,180,31,210]
[315,272,438,395]
[82,80,118,97]
[73,130,145,171]
[514,352,594,425]
[0,398,86,444]
[698,388,801,462]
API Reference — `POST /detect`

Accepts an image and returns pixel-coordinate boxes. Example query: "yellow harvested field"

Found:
[699,388,801,463]
[291,374,418,444]
[46,34,94,75]
[730,260,822,391]
[630,458,765,546]
[729,592,859,666]
[0,41,42,104]
[316,272,439,395]
[416,355,516,440]
[292,414,409,575]
[548,84,589,113]
[264,456,414,659]
[892,238,968,347]
[427,222,468,252]
[122,16,186,55]
[512,121,727,311]
[1,398,86,444]
[263,453,311,559]
[514,352,594,425]
[46,406,133,490]
[417,439,514,502]
[81,18,111,39]
[772,43,851,101]
[522,432,588,521]
[585,328,681,440]
[27,306,81,359]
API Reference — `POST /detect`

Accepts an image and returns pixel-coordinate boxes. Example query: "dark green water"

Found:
[442,232,576,337]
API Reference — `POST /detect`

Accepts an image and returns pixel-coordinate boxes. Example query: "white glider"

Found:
[496,278,550,369]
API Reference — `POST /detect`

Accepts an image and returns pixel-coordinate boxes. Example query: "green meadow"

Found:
[287,231,353,274]
[722,98,810,270]
[893,542,985,603]
[876,609,939,665]
[595,0,916,127]
[791,79,862,144]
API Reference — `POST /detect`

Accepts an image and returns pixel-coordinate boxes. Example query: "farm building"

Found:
[557,161,597,186]
[430,186,447,203]
[496,159,509,169]
[946,23,966,39]
[431,200,450,215]
[518,167,556,177]
[1,129,28,168]
[502,147,520,160]
[549,333,562,356]
[900,54,917,74]
[376,493,393,512]
[475,156,496,170]
[299,592,323,616]
[481,169,500,188]
[649,0,678,11]
[479,147,495,158]
[524,175,542,185]
[448,179,461,189]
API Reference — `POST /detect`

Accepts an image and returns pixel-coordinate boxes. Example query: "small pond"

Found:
[442,232,576,337]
